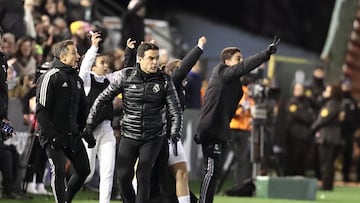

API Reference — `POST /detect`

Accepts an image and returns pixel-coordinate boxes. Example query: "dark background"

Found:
[149,0,336,53]
[112,0,336,53]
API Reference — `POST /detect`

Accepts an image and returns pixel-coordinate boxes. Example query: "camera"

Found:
[248,80,280,104]
[1,121,14,142]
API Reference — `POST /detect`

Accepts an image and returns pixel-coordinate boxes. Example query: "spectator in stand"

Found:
[79,32,116,203]
[2,33,16,59]
[24,0,37,38]
[111,48,126,71]
[0,0,26,39]
[36,0,68,23]
[7,36,38,98]
[66,0,95,23]
[69,20,92,56]
[159,48,171,69]
[119,0,147,49]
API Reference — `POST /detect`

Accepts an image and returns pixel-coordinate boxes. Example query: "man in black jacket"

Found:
[195,36,280,203]
[0,25,24,200]
[36,39,96,203]
[85,42,182,203]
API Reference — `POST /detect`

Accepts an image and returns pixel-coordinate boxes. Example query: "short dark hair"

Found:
[221,47,241,64]
[137,42,159,58]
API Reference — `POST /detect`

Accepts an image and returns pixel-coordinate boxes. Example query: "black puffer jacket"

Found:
[87,65,182,141]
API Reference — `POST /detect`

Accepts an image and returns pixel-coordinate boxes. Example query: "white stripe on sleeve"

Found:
[39,68,59,106]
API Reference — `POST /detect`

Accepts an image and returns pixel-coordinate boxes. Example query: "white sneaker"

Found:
[36,183,52,195]
[26,182,38,194]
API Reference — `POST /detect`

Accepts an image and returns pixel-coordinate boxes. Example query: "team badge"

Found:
[153,84,160,93]
[77,81,82,89]
[305,89,312,97]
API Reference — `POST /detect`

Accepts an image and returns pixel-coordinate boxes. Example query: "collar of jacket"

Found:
[136,64,162,80]
[52,58,77,74]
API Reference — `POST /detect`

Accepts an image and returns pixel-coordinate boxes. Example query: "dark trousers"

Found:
[24,136,48,183]
[45,138,90,203]
[285,137,309,176]
[149,138,176,203]
[0,144,19,195]
[199,142,226,203]
[318,143,339,190]
[117,136,165,203]
[150,138,199,203]
[342,131,354,182]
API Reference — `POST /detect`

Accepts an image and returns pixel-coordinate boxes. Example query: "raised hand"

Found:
[126,38,136,49]
[198,36,207,49]
[267,35,280,54]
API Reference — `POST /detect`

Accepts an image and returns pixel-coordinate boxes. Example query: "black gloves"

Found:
[267,35,280,55]
[82,125,96,148]
[170,134,181,156]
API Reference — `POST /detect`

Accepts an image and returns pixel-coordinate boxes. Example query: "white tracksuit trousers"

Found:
[83,121,116,203]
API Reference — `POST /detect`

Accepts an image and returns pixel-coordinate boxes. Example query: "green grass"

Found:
[1,182,359,203]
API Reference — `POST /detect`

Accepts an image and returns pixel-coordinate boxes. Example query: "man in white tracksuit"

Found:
[79,32,116,203]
